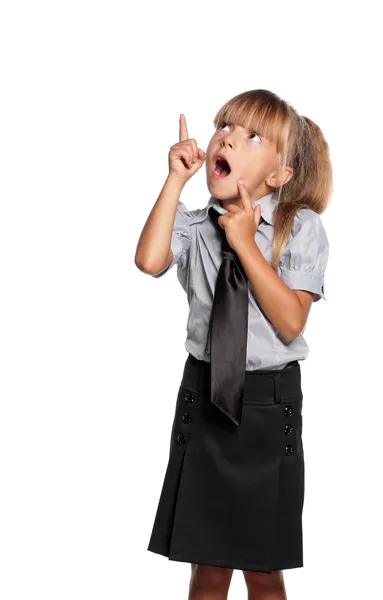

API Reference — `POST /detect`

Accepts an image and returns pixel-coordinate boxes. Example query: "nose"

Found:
[220,130,236,150]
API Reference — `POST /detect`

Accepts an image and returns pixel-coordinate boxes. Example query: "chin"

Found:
[207,178,238,200]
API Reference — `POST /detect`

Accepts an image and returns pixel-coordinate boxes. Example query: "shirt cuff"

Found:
[280,269,326,302]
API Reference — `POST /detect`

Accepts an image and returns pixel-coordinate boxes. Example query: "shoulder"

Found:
[176,201,210,226]
[290,207,329,247]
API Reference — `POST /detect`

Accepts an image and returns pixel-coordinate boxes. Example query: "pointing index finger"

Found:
[179,114,189,142]
[238,179,253,212]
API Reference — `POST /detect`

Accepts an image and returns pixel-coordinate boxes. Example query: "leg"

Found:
[242,569,287,600]
[188,563,234,600]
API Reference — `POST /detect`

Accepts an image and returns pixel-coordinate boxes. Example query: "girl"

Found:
[135,89,331,600]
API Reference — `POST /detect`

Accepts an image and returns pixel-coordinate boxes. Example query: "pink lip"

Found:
[215,152,230,165]
[211,155,232,180]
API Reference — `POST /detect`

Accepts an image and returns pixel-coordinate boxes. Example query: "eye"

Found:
[249,131,262,143]
[217,121,230,131]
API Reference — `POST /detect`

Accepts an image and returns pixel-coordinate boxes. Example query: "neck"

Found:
[218,189,273,211]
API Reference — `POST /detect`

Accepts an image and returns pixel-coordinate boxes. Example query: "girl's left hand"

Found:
[217,180,262,252]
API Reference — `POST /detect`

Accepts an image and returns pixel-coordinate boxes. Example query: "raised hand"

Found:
[168,114,206,183]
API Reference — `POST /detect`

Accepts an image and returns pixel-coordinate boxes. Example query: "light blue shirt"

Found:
[152,191,329,370]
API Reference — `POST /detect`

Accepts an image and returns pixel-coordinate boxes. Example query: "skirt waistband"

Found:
[180,353,302,405]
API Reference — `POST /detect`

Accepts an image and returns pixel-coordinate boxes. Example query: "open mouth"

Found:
[214,156,232,178]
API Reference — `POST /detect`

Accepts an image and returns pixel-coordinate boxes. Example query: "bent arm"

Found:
[134,174,186,275]
[237,240,306,341]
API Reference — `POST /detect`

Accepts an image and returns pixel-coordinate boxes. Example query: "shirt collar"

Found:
[206,190,277,226]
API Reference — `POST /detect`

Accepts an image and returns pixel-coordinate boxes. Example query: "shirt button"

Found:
[284,405,293,417]
[284,423,293,435]
[182,412,191,424]
[176,433,185,445]
[184,392,194,404]
[285,444,293,456]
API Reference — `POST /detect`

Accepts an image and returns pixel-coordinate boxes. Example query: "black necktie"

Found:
[204,206,249,427]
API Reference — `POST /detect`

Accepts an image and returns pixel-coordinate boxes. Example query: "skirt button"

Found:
[176,433,186,445]
[285,444,293,456]
[184,392,194,404]
[284,405,293,417]
[182,412,191,424]
[284,423,293,435]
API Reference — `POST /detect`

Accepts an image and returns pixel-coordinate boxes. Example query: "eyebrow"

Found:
[241,123,261,135]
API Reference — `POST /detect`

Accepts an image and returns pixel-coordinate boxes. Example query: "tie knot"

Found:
[208,206,223,229]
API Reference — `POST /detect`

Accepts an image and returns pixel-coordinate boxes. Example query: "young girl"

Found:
[135,89,331,600]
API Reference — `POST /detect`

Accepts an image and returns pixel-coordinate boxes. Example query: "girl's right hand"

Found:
[168,114,206,184]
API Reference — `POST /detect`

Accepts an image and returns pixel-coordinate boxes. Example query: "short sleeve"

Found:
[279,211,329,302]
[151,201,193,278]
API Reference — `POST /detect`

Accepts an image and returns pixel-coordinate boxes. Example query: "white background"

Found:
[1,1,382,599]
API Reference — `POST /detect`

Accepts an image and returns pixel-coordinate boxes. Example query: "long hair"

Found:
[213,89,333,271]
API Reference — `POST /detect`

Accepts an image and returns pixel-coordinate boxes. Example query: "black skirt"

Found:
[147,353,304,573]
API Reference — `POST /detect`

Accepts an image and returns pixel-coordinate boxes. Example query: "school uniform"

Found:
[147,191,329,573]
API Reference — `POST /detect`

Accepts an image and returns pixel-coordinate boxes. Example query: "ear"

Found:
[267,165,294,188]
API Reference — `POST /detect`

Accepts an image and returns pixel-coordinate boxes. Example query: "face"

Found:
[205,120,286,205]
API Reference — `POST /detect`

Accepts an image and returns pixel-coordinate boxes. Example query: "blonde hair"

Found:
[213,89,333,271]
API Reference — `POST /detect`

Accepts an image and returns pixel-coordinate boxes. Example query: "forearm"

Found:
[135,174,185,273]
[236,239,303,342]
